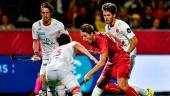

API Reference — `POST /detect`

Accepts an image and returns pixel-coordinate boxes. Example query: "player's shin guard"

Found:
[125,86,139,96]
[91,85,103,96]
[34,76,42,95]
[104,82,122,93]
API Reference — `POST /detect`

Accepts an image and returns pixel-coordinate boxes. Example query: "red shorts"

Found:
[102,53,131,79]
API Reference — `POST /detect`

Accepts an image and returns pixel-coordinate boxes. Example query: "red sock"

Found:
[104,82,122,94]
[125,86,139,96]
[34,76,42,94]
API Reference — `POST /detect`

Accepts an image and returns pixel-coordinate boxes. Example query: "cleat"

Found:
[146,88,154,96]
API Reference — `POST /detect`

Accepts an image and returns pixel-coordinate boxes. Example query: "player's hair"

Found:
[57,34,71,46]
[40,2,54,13]
[80,24,95,34]
[102,3,117,16]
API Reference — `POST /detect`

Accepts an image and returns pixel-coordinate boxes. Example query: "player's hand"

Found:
[84,72,92,81]
[31,55,41,62]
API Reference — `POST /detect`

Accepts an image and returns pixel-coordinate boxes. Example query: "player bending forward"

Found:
[46,34,99,96]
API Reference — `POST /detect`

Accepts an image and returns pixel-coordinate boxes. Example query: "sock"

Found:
[104,82,122,94]
[34,76,42,94]
[91,85,103,96]
[73,92,82,96]
[57,84,66,96]
[132,85,147,95]
[125,86,139,96]
[47,87,57,96]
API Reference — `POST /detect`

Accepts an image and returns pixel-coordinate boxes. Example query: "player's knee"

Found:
[71,86,81,95]
[118,83,128,91]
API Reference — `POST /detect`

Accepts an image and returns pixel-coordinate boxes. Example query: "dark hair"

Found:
[80,24,95,34]
[41,2,54,13]
[102,3,117,15]
[57,34,71,46]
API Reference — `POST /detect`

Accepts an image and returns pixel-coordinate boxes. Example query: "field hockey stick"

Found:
[80,80,86,85]
[10,55,41,61]
[10,55,32,60]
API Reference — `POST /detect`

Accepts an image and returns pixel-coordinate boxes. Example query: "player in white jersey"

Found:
[46,34,99,96]
[31,2,69,96]
[100,3,154,96]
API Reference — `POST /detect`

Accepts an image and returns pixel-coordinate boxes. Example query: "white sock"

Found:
[91,85,103,96]
[73,92,82,96]
[132,85,147,96]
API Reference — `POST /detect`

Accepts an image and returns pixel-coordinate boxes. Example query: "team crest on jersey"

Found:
[127,28,131,33]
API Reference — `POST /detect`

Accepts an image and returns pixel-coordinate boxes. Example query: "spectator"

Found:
[0,15,16,30]
[74,6,88,28]
[151,18,160,30]
[94,10,105,32]
[118,6,131,25]
[160,7,170,29]
[152,0,167,20]
[141,5,154,29]
[0,7,3,24]
[131,14,142,29]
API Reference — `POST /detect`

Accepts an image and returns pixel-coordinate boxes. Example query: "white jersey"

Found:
[105,19,136,56]
[32,18,68,59]
[48,41,77,72]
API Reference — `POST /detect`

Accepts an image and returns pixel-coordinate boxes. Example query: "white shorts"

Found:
[46,66,80,91]
[40,59,49,75]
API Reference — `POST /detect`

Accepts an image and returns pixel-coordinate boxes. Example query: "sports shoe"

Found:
[146,88,154,96]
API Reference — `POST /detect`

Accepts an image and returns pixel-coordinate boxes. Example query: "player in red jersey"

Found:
[80,24,139,96]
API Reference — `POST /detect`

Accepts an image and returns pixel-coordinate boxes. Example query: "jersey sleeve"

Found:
[119,21,135,39]
[58,22,69,34]
[32,23,39,39]
[69,41,77,47]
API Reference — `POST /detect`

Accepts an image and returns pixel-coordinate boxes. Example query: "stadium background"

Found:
[0,0,170,96]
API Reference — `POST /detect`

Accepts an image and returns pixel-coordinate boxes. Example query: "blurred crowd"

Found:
[0,0,170,30]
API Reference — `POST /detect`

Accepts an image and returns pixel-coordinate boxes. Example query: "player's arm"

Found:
[127,36,138,54]
[32,24,41,61]
[74,41,99,65]
[121,21,138,54]
[85,50,107,81]
[84,37,108,81]
[105,32,124,46]
[33,39,39,53]
[32,39,41,61]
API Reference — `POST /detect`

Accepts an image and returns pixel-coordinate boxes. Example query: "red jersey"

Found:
[89,32,131,79]
[90,32,126,61]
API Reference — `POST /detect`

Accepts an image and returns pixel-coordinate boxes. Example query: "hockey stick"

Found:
[10,55,32,61]
[80,80,86,85]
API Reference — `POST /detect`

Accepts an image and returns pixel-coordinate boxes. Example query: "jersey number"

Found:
[55,49,62,56]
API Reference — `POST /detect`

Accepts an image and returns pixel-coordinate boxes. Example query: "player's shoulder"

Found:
[52,18,64,26]
[32,19,42,27]
[70,41,78,45]
[116,19,130,28]
[116,19,128,25]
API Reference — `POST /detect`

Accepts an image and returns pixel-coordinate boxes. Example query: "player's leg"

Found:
[117,59,139,96]
[34,73,42,95]
[46,66,58,96]
[56,81,66,96]
[60,71,82,96]
[92,63,112,96]
[39,59,48,96]
[130,56,154,96]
